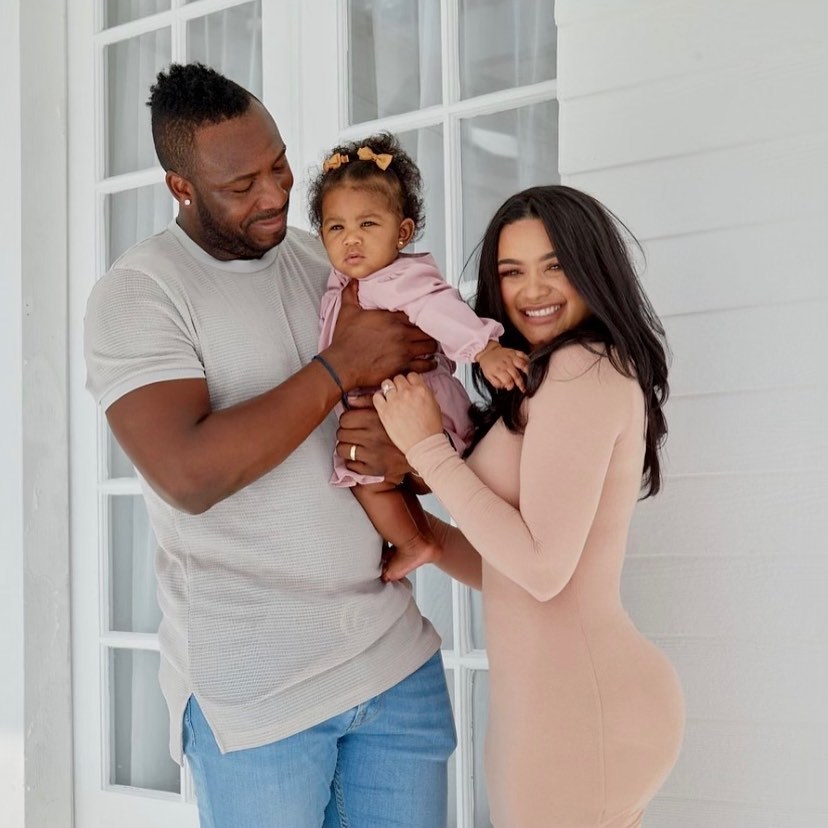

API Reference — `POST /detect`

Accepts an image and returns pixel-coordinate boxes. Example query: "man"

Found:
[84,63,455,827]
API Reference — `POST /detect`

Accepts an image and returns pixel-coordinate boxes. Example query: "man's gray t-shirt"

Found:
[84,221,440,762]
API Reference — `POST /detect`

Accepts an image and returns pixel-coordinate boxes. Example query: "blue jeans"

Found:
[183,651,456,827]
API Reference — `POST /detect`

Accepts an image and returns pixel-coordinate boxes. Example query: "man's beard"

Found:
[196,199,288,260]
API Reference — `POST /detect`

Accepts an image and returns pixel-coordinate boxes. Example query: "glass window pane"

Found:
[348,0,442,123]
[187,1,263,98]
[106,183,173,268]
[103,0,170,29]
[110,648,179,792]
[472,669,491,826]
[412,495,453,649]
[397,125,445,273]
[108,430,136,479]
[460,101,559,276]
[109,496,161,634]
[413,564,453,648]
[470,587,486,650]
[459,0,557,99]
[105,29,171,177]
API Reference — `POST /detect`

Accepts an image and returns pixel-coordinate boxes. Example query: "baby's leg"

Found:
[352,482,441,581]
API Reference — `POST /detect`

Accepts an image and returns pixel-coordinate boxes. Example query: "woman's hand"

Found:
[373,373,444,455]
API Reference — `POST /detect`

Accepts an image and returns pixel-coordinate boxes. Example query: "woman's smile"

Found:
[523,303,561,318]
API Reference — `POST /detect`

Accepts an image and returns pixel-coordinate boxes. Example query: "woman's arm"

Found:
[398,348,635,601]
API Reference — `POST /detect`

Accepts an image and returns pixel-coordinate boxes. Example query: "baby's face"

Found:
[320,184,413,279]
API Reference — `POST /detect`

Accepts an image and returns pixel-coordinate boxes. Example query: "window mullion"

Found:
[444,6,473,823]
[337,0,350,133]
[100,632,160,651]
[173,5,186,64]
[336,104,446,140]
[98,167,166,193]
[442,0,460,107]
[451,79,558,119]
[94,12,174,46]
[453,664,475,827]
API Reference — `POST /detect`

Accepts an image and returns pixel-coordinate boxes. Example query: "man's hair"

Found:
[147,63,252,174]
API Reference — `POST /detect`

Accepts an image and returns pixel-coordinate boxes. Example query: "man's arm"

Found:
[106,300,436,515]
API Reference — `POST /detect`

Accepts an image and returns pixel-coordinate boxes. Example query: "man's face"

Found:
[185,100,294,260]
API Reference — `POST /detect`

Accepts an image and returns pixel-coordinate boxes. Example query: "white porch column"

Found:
[20,0,73,825]
[0,0,73,826]
[0,0,25,825]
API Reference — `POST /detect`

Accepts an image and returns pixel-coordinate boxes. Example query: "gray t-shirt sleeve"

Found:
[84,268,205,411]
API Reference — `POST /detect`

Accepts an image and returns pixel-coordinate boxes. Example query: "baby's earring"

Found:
[398,240,404,248]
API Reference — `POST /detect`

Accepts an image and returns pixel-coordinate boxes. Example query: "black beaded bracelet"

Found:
[312,354,351,409]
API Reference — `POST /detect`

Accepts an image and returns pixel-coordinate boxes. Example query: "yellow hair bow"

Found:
[357,146,393,170]
[322,152,349,173]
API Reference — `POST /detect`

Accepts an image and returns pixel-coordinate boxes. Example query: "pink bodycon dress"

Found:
[407,344,685,828]
[319,252,503,486]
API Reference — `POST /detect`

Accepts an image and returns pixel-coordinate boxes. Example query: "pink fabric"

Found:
[319,253,501,487]
[407,345,685,827]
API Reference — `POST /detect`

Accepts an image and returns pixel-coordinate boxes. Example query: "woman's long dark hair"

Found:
[468,185,669,498]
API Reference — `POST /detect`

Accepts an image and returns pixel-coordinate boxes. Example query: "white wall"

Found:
[557,1,828,825]
[0,1,25,826]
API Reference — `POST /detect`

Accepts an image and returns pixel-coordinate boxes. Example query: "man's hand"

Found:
[324,281,437,390]
[336,403,412,485]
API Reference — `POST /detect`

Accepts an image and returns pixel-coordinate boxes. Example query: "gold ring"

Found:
[349,444,357,462]
[381,380,395,397]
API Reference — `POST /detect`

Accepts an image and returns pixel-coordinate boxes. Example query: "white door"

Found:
[69,2,558,826]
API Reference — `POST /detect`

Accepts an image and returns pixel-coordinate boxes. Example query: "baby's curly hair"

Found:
[147,63,252,174]
[308,132,425,239]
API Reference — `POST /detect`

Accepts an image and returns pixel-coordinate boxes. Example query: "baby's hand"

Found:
[476,341,529,391]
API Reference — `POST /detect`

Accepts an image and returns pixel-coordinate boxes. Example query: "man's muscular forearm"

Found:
[107,360,344,514]
[107,305,435,515]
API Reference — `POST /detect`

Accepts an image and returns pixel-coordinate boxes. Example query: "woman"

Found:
[374,185,685,827]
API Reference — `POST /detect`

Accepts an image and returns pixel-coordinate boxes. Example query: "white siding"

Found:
[557,0,828,824]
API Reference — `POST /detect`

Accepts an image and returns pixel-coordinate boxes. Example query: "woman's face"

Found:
[497,218,590,348]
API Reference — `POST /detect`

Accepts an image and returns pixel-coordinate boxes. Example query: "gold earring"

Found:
[398,240,404,248]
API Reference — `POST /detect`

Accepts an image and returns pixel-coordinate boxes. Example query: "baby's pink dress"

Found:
[318,252,503,486]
